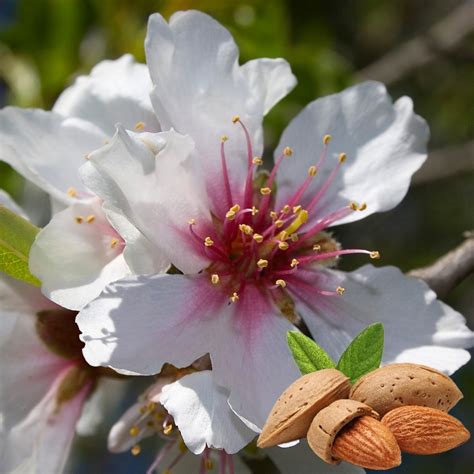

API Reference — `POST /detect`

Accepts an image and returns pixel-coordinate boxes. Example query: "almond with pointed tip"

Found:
[382,405,470,454]
[257,369,351,448]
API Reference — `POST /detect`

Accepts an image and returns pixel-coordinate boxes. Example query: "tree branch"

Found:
[409,232,474,299]
[355,1,474,85]
[412,140,474,185]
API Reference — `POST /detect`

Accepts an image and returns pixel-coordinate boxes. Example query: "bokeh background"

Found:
[0,0,473,472]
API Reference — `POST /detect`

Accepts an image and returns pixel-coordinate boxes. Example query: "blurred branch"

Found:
[409,232,474,299]
[355,1,474,85]
[413,140,474,185]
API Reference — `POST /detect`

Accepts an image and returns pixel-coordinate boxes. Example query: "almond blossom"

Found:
[0,55,167,310]
[76,9,474,438]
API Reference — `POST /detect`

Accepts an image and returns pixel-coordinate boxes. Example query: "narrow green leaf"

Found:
[337,323,384,383]
[287,331,335,374]
[0,205,41,286]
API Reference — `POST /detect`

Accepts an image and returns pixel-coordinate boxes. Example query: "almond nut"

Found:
[257,369,351,448]
[350,363,462,415]
[307,398,399,470]
[382,405,470,454]
[332,415,402,470]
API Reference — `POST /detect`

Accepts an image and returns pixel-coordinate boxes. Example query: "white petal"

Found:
[0,108,104,204]
[76,274,221,372]
[1,368,89,474]
[145,11,295,207]
[268,440,364,474]
[53,55,159,136]
[241,58,297,115]
[293,265,473,375]
[29,199,131,310]
[0,277,65,431]
[80,127,211,273]
[160,371,254,454]
[0,190,28,219]
[75,378,127,437]
[275,82,429,224]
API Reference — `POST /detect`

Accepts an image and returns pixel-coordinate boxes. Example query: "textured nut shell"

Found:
[382,405,471,454]
[257,369,350,448]
[350,363,462,415]
[332,416,402,470]
[307,399,379,464]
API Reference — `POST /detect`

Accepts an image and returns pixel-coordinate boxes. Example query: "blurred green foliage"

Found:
[0,0,473,473]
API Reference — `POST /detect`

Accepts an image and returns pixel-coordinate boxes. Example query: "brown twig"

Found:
[413,141,474,185]
[355,1,474,85]
[409,232,474,299]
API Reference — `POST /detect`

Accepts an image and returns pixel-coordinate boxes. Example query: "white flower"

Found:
[0,55,168,310]
[76,11,473,436]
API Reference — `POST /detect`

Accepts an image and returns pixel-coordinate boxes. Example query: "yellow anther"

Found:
[230,292,239,303]
[67,187,77,198]
[358,202,367,211]
[292,205,302,214]
[260,187,272,196]
[204,237,214,247]
[230,204,241,213]
[139,406,147,415]
[276,279,287,288]
[290,233,299,242]
[110,238,119,249]
[283,209,308,236]
[221,135,229,142]
[75,216,84,224]
[147,401,157,412]
[86,215,95,224]
[336,286,345,296]
[279,231,288,241]
[225,210,236,220]
[239,224,253,235]
[313,244,321,251]
[129,426,140,437]
[206,459,214,470]
[232,115,240,123]
[290,258,299,268]
[211,274,220,285]
[135,121,146,130]
[323,134,332,145]
[308,165,317,177]
[281,204,291,214]
[131,445,141,456]
[274,219,284,228]
[163,424,173,435]
[338,152,347,163]
[252,156,263,165]
[283,146,293,156]
[253,233,264,243]
[370,251,381,259]
[257,259,269,269]
[349,202,358,211]
[270,211,278,220]
[188,218,196,225]
[278,241,289,250]
[251,206,259,216]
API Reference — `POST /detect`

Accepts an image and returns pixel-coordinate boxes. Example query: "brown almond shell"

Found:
[382,405,471,454]
[307,399,379,464]
[257,369,351,448]
[350,363,462,415]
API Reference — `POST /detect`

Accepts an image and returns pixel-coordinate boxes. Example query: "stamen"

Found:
[358,202,367,211]
[188,219,196,225]
[233,116,255,208]
[270,211,278,220]
[276,279,287,288]
[338,152,347,163]
[252,156,263,165]
[225,204,241,221]
[313,244,321,251]
[278,241,289,250]
[291,258,299,268]
[323,134,332,145]
[129,426,140,437]
[135,121,146,130]
[260,187,272,195]
[220,136,233,208]
[131,445,141,456]
[230,292,239,303]
[308,165,317,177]
[86,215,95,224]
[293,205,302,214]
[67,187,77,198]
[75,216,84,224]
[336,286,345,295]
[204,237,214,247]
[274,219,284,228]
[239,224,253,235]
[257,259,268,269]
[251,206,259,215]
[370,251,381,259]
[253,234,264,243]
[211,274,220,285]
[283,146,293,156]
[110,239,119,249]
[297,248,380,265]
[281,204,291,214]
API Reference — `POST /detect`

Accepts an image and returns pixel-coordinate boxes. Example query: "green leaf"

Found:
[287,331,336,374]
[337,323,384,383]
[0,205,41,286]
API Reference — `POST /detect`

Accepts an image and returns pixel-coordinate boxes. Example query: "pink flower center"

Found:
[188,117,379,310]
